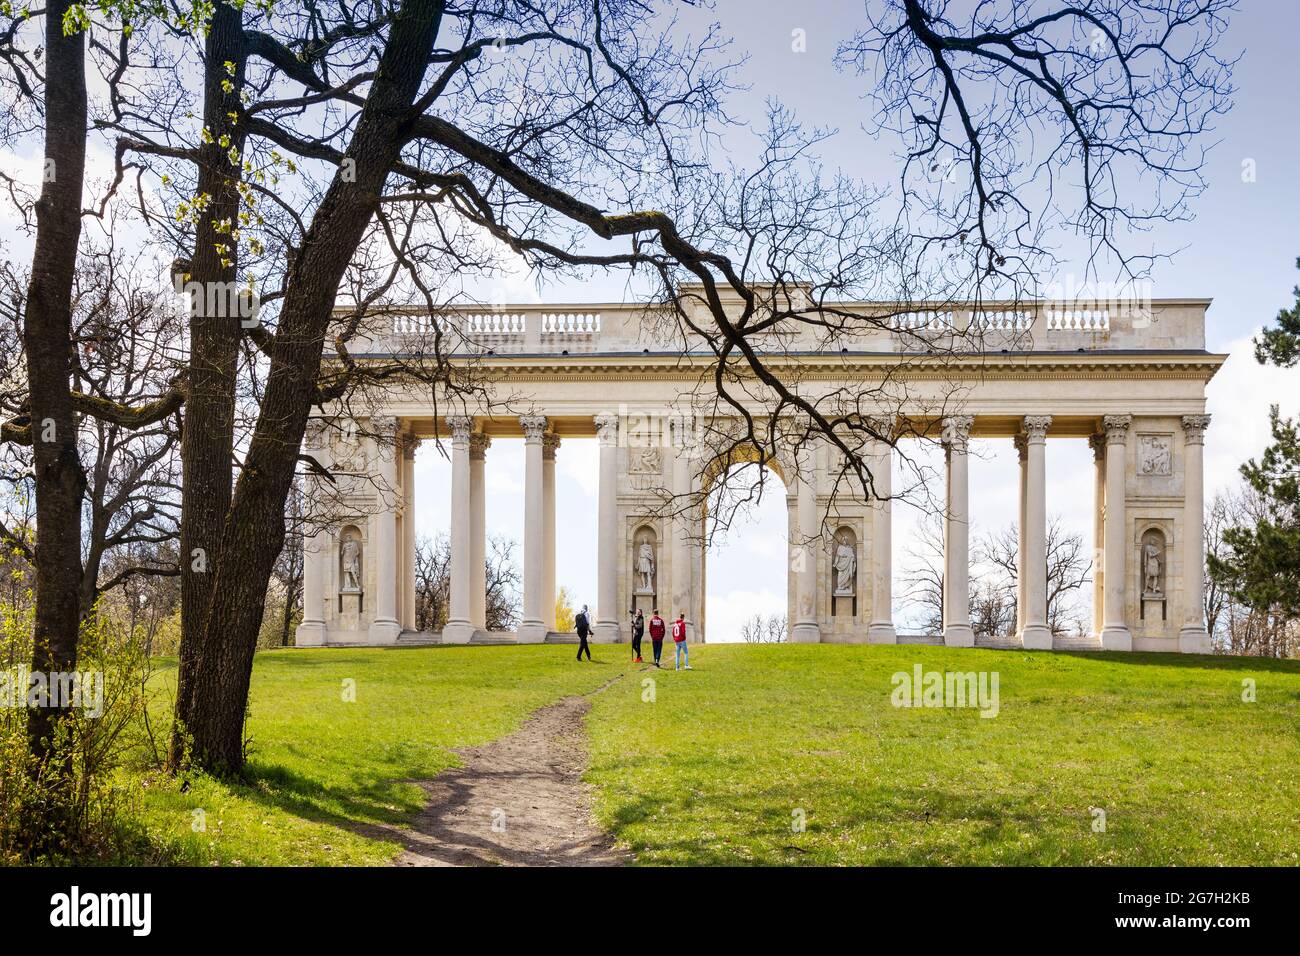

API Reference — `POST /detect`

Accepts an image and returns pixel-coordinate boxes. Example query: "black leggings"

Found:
[576,632,592,660]
[632,633,643,658]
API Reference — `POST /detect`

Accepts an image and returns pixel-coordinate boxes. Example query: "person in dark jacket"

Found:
[574,604,593,661]
[630,609,645,663]
[648,609,666,667]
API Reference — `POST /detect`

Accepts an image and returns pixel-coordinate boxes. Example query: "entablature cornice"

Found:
[332,349,1226,384]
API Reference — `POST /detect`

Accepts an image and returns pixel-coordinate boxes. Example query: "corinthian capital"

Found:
[445,415,474,443]
[519,414,548,442]
[1181,414,1211,445]
[941,415,975,452]
[1022,415,1052,442]
[594,413,620,445]
[1102,414,1132,444]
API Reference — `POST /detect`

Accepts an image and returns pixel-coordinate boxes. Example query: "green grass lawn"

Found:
[586,644,1300,865]
[119,643,1299,866]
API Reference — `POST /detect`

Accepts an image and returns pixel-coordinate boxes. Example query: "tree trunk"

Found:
[170,0,247,768]
[20,0,88,848]
[182,0,445,774]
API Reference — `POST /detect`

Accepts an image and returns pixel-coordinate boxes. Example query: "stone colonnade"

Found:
[297,411,1212,652]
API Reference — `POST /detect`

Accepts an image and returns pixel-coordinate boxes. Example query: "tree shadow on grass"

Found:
[233,757,439,837]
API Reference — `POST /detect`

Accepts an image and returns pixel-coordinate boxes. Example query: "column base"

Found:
[943,624,975,648]
[1178,626,1212,655]
[295,620,327,647]
[1098,626,1132,651]
[516,620,548,644]
[442,620,476,645]
[790,622,822,643]
[1019,623,1053,650]
[867,622,897,644]
[368,618,402,645]
[592,622,621,643]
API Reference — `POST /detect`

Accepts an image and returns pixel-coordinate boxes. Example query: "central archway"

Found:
[701,457,792,643]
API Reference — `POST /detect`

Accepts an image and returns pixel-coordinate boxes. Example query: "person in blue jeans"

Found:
[672,613,691,670]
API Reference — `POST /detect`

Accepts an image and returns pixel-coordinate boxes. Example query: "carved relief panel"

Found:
[1137,435,1173,477]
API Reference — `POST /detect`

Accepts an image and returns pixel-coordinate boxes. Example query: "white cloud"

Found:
[1205,331,1298,497]
[705,587,787,643]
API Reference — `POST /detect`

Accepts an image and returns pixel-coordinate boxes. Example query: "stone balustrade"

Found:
[354,298,1209,357]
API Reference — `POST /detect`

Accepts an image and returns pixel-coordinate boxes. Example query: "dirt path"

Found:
[390,687,628,867]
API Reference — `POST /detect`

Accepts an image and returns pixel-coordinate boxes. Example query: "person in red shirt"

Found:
[648,610,666,667]
[672,613,691,670]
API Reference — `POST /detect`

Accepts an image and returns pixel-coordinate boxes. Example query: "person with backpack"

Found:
[672,613,691,670]
[647,609,666,667]
[574,604,593,662]
[631,609,645,663]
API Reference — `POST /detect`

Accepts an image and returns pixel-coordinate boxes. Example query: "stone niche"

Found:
[1137,524,1169,628]
[337,523,365,632]
[829,525,859,621]
[629,522,659,615]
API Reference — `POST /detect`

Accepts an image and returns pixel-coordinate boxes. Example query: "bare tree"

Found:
[741,613,788,644]
[902,513,946,635]
[977,518,1092,635]
[413,533,520,634]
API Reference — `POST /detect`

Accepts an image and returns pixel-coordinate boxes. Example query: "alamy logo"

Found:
[0,669,103,717]
[891,664,1000,718]
[49,886,151,936]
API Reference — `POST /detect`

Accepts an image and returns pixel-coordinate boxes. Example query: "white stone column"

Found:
[1089,433,1106,638]
[1020,415,1053,649]
[296,420,331,646]
[1014,434,1028,637]
[368,416,402,643]
[942,415,975,647]
[1099,415,1133,650]
[543,433,560,630]
[791,443,822,643]
[469,432,490,629]
[400,435,418,632]
[594,413,621,642]
[517,415,549,643]
[867,432,896,643]
[671,417,698,642]
[1179,415,1212,653]
[442,416,476,644]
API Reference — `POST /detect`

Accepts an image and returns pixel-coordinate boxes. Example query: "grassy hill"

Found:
[120,643,1298,866]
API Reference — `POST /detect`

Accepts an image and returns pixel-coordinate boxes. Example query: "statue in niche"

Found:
[1142,535,1164,597]
[833,533,857,596]
[631,447,661,474]
[636,535,656,593]
[1138,435,1172,476]
[341,533,363,592]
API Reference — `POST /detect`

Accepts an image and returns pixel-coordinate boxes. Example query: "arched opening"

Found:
[703,460,791,643]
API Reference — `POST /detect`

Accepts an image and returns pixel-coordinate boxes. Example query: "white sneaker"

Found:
[685,665,692,669]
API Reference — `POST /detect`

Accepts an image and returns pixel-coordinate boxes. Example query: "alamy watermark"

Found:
[891,664,999,718]
[0,668,104,718]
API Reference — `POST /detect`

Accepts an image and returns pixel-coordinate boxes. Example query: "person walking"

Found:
[631,609,645,663]
[574,604,593,662]
[672,613,691,670]
[648,609,666,667]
